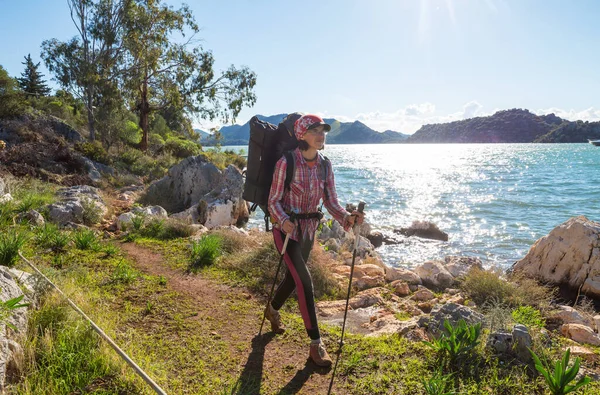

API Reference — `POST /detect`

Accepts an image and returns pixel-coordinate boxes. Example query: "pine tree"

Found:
[17,54,51,97]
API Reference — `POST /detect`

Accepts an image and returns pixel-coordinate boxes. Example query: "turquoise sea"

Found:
[222,144,600,269]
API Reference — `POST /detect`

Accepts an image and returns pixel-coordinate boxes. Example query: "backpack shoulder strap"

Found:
[283,151,295,191]
[320,154,330,202]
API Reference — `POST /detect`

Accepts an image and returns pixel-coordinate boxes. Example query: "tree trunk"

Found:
[138,73,149,152]
[86,88,95,141]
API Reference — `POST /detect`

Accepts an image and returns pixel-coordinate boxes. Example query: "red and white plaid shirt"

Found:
[268,148,349,242]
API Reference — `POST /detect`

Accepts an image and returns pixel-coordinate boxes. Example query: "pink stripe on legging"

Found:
[273,230,312,330]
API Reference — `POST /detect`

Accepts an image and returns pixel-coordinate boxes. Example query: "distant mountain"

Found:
[405,108,600,144]
[406,109,560,144]
[200,114,408,146]
[193,128,212,142]
[534,120,600,143]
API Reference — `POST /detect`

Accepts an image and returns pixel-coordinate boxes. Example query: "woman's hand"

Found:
[347,210,365,227]
[282,218,296,234]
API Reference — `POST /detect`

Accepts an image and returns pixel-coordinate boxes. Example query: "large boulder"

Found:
[385,266,422,285]
[561,323,600,346]
[512,216,600,297]
[414,260,454,290]
[395,220,449,241]
[444,256,483,278]
[0,267,30,388]
[82,157,115,184]
[46,185,107,225]
[116,206,168,230]
[141,155,222,213]
[171,165,249,229]
[0,177,4,195]
[418,303,484,337]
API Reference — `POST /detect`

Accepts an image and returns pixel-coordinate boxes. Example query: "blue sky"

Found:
[1,0,600,133]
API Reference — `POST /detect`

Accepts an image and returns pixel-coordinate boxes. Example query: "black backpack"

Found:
[242,113,329,230]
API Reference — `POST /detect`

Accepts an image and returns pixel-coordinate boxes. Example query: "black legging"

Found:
[271,228,320,340]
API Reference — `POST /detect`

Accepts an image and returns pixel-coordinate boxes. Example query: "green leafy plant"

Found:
[0,295,30,331]
[423,371,455,395]
[49,232,70,253]
[424,319,482,369]
[102,244,119,258]
[530,348,591,395]
[112,260,138,284]
[190,234,222,272]
[73,229,98,250]
[0,229,27,267]
[512,305,545,329]
[130,214,145,231]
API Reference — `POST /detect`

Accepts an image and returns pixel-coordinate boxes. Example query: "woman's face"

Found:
[303,125,327,150]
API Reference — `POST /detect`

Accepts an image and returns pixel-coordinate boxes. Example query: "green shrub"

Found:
[81,198,104,226]
[460,268,517,307]
[165,137,201,158]
[202,149,246,170]
[119,148,143,166]
[75,141,110,165]
[148,133,165,153]
[531,348,591,395]
[121,120,142,146]
[73,229,98,250]
[190,234,223,272]
[0,229,27,267]
[511,305,545,329]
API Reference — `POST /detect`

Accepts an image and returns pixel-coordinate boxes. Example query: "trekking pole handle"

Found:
[352,202,366,249]
[357,201,365,214]
[281,212,297,253]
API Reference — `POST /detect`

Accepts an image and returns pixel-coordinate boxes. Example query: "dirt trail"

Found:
[119,242,348,395]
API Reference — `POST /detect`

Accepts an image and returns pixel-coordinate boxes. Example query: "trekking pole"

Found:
[327,201,365,395]
[259,212,296,336]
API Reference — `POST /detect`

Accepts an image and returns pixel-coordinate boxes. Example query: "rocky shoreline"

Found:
[3,155,600,387]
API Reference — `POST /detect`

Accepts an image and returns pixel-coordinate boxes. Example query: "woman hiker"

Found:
[265,114,365,367]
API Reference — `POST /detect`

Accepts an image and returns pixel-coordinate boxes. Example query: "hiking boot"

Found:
[309,342,333,367]
[264,305,285,334]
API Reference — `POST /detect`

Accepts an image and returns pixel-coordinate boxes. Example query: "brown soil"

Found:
[119,242,349,395]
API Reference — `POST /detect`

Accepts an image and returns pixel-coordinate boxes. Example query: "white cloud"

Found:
[533,107,600,122]
[322,101,488,134]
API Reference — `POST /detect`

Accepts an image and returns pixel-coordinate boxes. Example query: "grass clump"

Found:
[19,293,139,393]
[137,218,195,240]
[73,229,98,250]
[190,234,223,272]
[0,229,27,266]
[111,260,138,284]
[35,224,71,253]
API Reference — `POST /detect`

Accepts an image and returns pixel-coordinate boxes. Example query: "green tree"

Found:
[42,0,130,141]
[122,0,257,151]
[17,54,51,97]
[0,65,26,119]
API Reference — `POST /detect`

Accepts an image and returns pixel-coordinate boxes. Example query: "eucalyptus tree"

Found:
[41,0,130,141]
[122,0,257,151]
